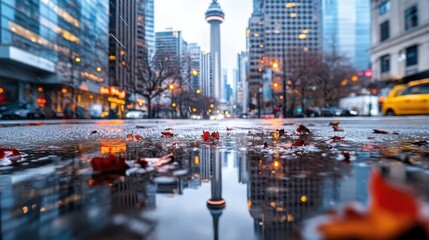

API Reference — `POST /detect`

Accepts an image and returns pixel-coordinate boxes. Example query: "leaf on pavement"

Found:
[292,139,309,147]
[330,121,340,126]
[296,124,310,134]
[202,131,211,140]
[0,147,21,158]
[373,129,389,134]
[342,151,351,163]
[135,134,142,141]
[333,126,344,132]
[264,142,269,149]
[226,127,233,131]
[330,136,344,142]
[211,131,220,140]
[90,130,97,135]
[165,128,173,131]
[367,136,375,140]
[277,129,285,137]
[161,131,174,137]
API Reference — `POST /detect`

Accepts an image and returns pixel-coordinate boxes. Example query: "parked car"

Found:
[382,79,429,116]
[320,107,356,117]
[190,114,202,120]
[125,110,148,119]
[0,102,44,120]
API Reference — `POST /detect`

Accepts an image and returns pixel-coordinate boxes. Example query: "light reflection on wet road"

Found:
[0,117,428,239]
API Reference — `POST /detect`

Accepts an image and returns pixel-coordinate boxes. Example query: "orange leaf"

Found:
[370,170,419,219]
[330,121,340,126]
[161,131,174,137]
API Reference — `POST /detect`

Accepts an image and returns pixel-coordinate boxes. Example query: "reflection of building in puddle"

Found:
[246,152,325,239]
[99,138,127,154]
[0,161,110,239]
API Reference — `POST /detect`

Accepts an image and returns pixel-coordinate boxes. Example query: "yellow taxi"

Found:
[382,79,429,116]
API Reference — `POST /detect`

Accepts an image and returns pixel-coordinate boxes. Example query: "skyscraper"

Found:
[188,43,202,91]
[205,0,225,101]
[155,30,187,71]
[200,51,213,98]
[143,0,155,60]
[246,0,322,114]
[0,0,109,116]
[237,52,249,113]
[323,0,370,71]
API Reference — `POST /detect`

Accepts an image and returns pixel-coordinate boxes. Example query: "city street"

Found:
[0,116,428,239]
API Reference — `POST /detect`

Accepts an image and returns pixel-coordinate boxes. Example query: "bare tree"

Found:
[134,55,178,118]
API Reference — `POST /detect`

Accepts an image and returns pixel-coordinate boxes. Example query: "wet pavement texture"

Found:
[0,116,428,240]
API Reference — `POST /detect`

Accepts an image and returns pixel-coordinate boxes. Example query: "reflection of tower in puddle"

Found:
[206,148,225,240]
[247,152,325,239]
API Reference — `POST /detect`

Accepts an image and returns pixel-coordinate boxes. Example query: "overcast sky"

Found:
[155,0,252,81]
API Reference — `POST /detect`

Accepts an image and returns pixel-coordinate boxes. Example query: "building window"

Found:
[380,55,390,73]
[380,21,389,42]
[404,5,418,31]
[406,45,418,67]
[378,1,390,15]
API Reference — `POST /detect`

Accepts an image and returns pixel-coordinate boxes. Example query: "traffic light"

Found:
[370,88,378,95]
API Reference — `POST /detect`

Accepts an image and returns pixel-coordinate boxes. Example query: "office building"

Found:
[236,52,249,113]
[155,30,187,71]
[370,0,429,83]
[0,0,109,116]
[201,51,213,98]
[144,0,155,60]
[189,43,202,91]
[323,0,370,70]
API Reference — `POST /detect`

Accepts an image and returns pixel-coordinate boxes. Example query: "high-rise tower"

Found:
[205,0,225,101]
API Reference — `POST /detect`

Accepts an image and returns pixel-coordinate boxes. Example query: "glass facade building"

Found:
[322,0,370,71]
[0,0,109,115]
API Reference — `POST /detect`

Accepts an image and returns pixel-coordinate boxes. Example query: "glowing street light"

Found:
[171,102,177,107]
[210,104,214,108]
[196,89,201,94]
[273,83,279,88]
[75,57,81,63]
[169,84,175,90]
[192,69,199,76]
[96,67,102,72]
[351,75,358,82]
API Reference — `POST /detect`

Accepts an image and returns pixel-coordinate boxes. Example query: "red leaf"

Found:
[161,131,174,137]
[332,126,344,132]
[370,170,419,219]
[0,147,21,158]
[373,129,389,134]
[296,124,310,134]
[292,139,308,147]
[91,154,127,172]
[211,131,220,140]
[342,151,351,162]
[135,134,141,140]
[330,136,344,142]
[202,131,210,140]
[165,128,173,131]
[90,130,97,135]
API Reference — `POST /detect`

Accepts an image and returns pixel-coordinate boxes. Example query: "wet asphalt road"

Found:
[0,116,428,240]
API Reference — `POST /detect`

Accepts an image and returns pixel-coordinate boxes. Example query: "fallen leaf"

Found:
[277,129,285,137]
[90,130,97,135]
[135,134,141,140]
[318,170,422,239]
[161,131,174,137]
[333,126,344,132]
[0,147,21,158]
[342,151,351,162]
[330,121,340,126]
[296,124,310,134]
[330,136,344,142]
[165,128,173,131]
[226,127,233,131]
[367,136,375,140]
[91,154,127,173]
[202,131,211,140]
[392,131,399,135]
[373,129,389,134]
[292,139,308,147]
[264,142,269,149]
[211,131,220,140]
[126,133,134,139]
